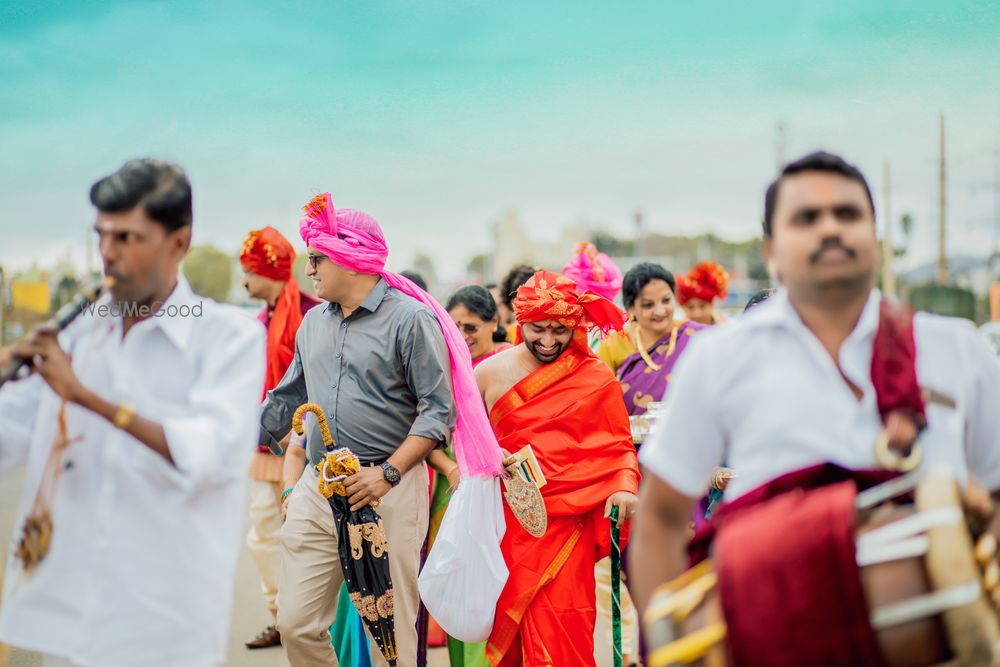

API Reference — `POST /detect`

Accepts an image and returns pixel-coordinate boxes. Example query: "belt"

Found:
[311,457,386,470]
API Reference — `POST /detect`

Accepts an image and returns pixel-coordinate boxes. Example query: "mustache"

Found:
[809,238,857,264]
[530,340,567,357]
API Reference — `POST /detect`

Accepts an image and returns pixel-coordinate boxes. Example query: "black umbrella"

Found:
[328,492,397,665]
[293,404,398,666]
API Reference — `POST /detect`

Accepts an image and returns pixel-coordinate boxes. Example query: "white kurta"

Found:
[0,278,265,667]
[640,288,1000,500]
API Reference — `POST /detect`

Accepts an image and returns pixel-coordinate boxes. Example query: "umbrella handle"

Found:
[610,506,623,667]
[292,403,336,447]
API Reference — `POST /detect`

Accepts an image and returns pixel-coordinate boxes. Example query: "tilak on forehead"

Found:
[513,270,626,336]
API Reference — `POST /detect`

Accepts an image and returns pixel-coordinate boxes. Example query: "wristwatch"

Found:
[381,462,401,487]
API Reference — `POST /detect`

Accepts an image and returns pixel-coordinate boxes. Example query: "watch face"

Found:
[382,463,401,484]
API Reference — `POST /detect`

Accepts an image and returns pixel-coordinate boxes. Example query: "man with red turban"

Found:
[677,260,729,325]
[240,226,320,649]
[475,270,641,666]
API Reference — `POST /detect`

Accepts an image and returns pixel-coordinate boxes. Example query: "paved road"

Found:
[0,470,448,667]
[1,471,619,667]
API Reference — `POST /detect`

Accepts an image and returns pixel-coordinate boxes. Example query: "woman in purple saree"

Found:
[617,263,705,417]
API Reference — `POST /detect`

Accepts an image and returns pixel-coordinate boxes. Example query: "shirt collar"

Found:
[143,277,199,349]
[766,286,882,341]
[359,278,389,312]
[325,278,389,315]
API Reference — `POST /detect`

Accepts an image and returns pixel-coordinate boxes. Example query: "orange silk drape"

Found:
[486,348,639,666]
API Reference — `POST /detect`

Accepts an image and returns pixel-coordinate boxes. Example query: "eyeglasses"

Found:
[455,322,484,336]
[307,254,327,270]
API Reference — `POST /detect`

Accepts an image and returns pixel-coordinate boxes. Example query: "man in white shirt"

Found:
[630,150,1000,613]
[0,159,265,667]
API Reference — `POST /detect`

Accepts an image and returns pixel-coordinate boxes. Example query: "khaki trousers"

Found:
[277,463,428,667]
[247,480,283,618]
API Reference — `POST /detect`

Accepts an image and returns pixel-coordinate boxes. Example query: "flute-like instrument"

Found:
[0,277,114,388]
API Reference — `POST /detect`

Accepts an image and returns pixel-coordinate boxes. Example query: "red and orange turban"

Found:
[677,261,730,305]
[513,270,626,337]
[240,226,295,282]
[241,226,302,397]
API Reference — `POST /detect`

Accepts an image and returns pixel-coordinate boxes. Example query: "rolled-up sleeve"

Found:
[401,309,455,444]
[161,317,265,488]
[258,338,308,453]
[0,375,44,476]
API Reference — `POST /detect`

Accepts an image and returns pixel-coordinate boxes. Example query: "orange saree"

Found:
[485,348,640,666]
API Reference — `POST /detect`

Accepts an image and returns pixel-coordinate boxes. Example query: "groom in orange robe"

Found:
[475,270,641,666]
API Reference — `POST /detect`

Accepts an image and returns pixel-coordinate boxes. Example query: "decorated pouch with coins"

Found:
[501,444,547,538]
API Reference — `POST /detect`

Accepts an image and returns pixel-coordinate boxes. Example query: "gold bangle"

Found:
[113,402,137,430]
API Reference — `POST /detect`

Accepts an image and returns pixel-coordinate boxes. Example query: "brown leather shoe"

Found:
[245,625,281,649]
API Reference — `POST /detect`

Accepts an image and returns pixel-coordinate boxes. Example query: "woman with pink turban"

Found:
[562,242,624,352]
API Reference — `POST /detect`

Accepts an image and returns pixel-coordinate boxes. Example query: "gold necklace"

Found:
[632,322,681,372]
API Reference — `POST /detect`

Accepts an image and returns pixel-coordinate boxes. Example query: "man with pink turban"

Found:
[562,242,624,352]
[259,194,503,667]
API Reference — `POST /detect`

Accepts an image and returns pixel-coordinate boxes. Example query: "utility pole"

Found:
[993,150,1000,258]
[991,150,1000,322]
[936,114,949,285]
[881,161,896,298]
[634,211,645,257]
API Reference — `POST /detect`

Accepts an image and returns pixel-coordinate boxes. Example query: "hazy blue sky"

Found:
[2,1,999,278]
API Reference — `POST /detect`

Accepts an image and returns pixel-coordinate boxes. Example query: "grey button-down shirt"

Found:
[259,279,455,466]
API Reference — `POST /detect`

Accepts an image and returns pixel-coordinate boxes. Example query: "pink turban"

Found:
[299,193,503,478]
[562,242,623,302]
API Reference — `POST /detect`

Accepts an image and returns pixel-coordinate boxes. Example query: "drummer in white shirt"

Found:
[0,159,265,667]
[630,150,1000,613]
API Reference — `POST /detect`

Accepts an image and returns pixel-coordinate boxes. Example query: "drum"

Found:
[644,470,1000,667]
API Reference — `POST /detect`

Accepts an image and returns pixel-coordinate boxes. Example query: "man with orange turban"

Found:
[475,270,641,666]
[240,226,321,649]
[677,260,729,325]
